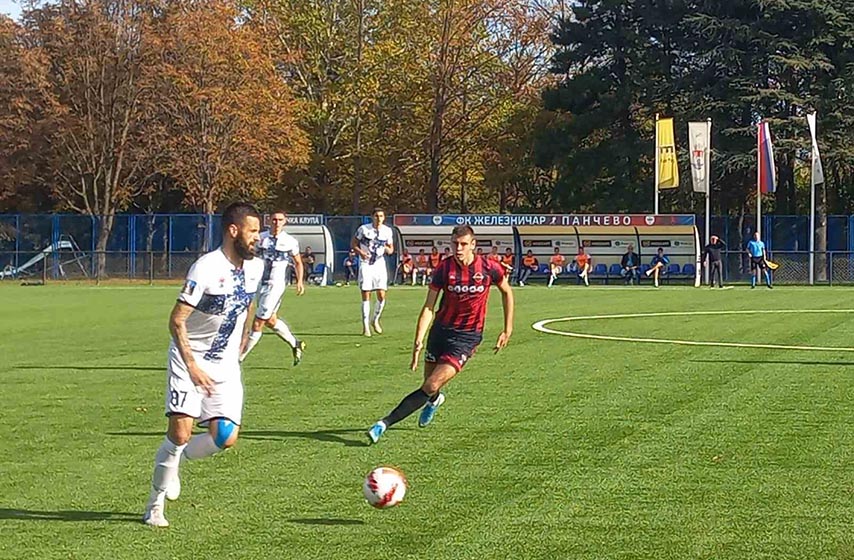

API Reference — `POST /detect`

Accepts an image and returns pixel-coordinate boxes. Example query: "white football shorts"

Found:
[165,349,244,425]
[255,281,286,320]
[358,262,388,292]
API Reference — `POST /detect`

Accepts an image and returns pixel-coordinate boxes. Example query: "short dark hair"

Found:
[451,224,475,238]
[222,202,260,229]
[372,207,385,216]
[271,209,286,217]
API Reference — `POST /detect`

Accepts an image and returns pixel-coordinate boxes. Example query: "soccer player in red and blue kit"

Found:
[367,225,515,444]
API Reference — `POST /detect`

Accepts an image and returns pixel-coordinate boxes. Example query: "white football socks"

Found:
[148,437,187,507]
[183,433,222,461]
[240,330,263,361]
[361,300,371,328]
[372,300,386,323]
[272,319,297,348]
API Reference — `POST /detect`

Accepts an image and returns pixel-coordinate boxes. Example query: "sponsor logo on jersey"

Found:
[448,284,486,294]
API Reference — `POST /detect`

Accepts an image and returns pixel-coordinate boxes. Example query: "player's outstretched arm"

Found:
[293,253,305,295]
[169,301,214,395]
[411,288,440,371]
[494,276,514,353]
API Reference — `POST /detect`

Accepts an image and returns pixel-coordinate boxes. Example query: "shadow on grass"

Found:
[106,428,389,448]
[0,508,139,523]
[288,517,365,526]
[691,359,854,367]
[298,333,367,338]
[14,366,162,372]
[241,429,370,448]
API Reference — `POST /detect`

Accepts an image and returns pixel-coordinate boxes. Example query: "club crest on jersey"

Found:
[473,272,484,282]
[218,277,226,288]
[181,279,196,295]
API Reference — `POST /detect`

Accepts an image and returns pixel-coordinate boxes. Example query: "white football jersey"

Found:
[258,230,300,286]
[355,223,393,266]
[173,248,264,377]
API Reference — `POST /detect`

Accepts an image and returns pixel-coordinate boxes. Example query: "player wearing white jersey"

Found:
[352,208,394,336]
[143,202,263,528]
[239,211,306,365]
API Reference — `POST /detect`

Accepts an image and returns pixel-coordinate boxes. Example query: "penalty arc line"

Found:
[531,309,854,352]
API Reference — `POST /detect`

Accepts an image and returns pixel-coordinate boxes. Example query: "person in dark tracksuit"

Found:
[704,235,726,288]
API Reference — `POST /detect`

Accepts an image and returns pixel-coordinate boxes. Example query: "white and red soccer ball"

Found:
[363,466,407,509]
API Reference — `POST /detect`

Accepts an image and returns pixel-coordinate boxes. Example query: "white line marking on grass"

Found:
[532,309,854,352]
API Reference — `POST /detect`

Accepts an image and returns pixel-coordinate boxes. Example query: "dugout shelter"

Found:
[392,215,515,275]
[262,214,334,286]
[393,214,700,285]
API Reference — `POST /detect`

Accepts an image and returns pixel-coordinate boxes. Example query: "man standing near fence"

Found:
[704,235,726,289]
[746,231,773,289]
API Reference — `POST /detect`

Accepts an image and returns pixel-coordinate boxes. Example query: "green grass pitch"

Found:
[1,283,852,559]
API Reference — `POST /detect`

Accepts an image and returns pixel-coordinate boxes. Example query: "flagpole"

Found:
[704,118,711,286]
[653,113,661,216]
[809,115,816,285]
[756,121,762,239]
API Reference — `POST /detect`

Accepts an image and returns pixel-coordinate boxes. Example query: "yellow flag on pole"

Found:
[656,117,679,189]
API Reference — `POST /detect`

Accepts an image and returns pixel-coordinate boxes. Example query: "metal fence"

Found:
[4,213,854,284]
[0,214,367,282]
[4,248,854,285]
[712,250,854,285]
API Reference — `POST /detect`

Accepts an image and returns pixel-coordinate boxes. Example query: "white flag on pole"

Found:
[688,122,710,193]
[807,112,825,185]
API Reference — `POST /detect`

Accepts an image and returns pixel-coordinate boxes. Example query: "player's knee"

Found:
[421,374,448,395]
[166,415,193,445]
[211,418,240,449]
[264,316,277,328]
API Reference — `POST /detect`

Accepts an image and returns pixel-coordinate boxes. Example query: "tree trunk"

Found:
[351,0,365,214]
[427,101,443,212]
[95,213,115,280]
[816,176,828,282]
[736,204,745,275]
[460,166,468,213]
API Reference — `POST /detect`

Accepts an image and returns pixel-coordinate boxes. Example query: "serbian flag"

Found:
[758,121,776,194]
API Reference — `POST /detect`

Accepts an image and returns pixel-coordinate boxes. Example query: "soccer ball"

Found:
[363,466,407,509]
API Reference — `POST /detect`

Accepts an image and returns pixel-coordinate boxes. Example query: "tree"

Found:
[0,16,55,212]
[21,0,154,276]
[421,0,550,212]
[150,0,308,216]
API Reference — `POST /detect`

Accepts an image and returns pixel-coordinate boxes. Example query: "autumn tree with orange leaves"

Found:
[149,1,308,215]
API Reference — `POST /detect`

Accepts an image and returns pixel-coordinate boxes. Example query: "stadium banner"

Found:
[393,214,696,227]
[284,214,324,226]
[656,117,680,190]
[688,121,710,193]
[262,214,324,227]
[806,112,824,186]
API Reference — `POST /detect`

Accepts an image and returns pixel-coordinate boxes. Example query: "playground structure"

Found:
[0,235,88,280]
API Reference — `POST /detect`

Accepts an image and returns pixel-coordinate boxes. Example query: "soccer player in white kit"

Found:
[352,208,394,337]
[239,210,306,365]
[143,202,264,528]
